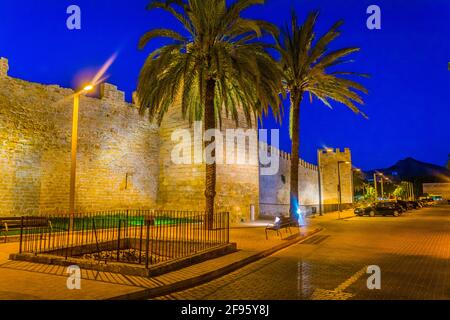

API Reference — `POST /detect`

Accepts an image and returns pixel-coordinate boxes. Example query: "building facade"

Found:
[423,183,450,200]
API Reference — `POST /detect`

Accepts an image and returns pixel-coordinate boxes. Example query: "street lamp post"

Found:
[409,182,412,200]
[352,168,361,202]
[408,181,414,200]
[373,173,378,200]
[69,85,94,229]
[337,161,350,215]
[405,181,410,200]
[317,165,323,216]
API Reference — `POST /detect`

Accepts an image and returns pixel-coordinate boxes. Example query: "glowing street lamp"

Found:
[83,84,94,92]
[380,174,385,199]
[69,84,94,227]
[66,53,117,229]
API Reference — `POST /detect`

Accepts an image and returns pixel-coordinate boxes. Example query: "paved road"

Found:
[157,206,450,300]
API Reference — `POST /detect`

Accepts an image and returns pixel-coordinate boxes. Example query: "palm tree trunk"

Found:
[289,89,303,222]
[204,78,216,229]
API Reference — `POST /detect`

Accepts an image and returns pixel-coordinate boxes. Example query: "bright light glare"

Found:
[91,53,117,86]
[75,53,117,95]
[83,85,94,92]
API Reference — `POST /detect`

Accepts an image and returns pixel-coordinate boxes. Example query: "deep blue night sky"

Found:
[0,0,449,170]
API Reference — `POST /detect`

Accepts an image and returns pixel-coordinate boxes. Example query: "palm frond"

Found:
[137,0,283,128]
[275,11,369,133]
[139,29,187,49]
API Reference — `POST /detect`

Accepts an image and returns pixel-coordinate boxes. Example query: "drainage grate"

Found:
[300,235,330,245]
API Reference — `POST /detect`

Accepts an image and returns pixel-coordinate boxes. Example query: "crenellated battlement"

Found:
[44,84,74,96]
[132,91,140,108]
[0,57,9,77]
[0,56,135,106]
[259,142,318,171]
[100,83,125,103]
[319,147,351,155]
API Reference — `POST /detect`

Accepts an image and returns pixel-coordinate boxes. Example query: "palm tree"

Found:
[137,0,283,226]
[275,12,368,221]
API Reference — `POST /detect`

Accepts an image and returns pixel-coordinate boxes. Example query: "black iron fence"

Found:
[18,210,229,267]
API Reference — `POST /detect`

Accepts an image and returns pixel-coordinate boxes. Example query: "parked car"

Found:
[397,200,413,211]
[408,201,422,209]
[355,202,403,217]
[425,198,436,205]
[418,199,429,207]
[354,204,375,216]
[375,202,404,216]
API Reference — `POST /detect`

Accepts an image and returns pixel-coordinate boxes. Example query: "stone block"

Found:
[100,83,125,102]
[0,57,9,77]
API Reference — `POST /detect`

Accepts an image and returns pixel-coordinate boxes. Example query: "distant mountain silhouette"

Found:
[366,157,450,183]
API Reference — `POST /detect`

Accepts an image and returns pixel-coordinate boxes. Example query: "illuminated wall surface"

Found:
[0,58,160,215]
[157,99,261,223]
[259,149,320,216]
[0,57,353,221]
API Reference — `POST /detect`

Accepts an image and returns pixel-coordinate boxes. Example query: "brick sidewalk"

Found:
[0,223,320,300]
[307,209,355,224]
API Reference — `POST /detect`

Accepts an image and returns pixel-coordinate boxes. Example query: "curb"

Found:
[1,235,20,243]
[338,215,356,220]
[9,243,237,278]
[107,227,323,300]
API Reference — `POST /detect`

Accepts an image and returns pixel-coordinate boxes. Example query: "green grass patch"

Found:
[2,216,200,236]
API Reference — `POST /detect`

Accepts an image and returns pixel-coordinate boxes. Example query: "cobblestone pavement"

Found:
[157,206,450,300]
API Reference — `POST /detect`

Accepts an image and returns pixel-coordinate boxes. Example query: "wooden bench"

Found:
[0,216,52,242]
[265,216,293,240]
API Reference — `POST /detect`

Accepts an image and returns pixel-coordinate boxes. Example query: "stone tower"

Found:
[318,148,353,209]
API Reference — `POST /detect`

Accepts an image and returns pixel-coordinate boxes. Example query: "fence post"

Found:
[145,219,151,269]
[117,219,121,262]
[226,212,230,244]
[125,209,129,237]
[19,216,24,253]
[65,216,70,259]
[139,216,143,264]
